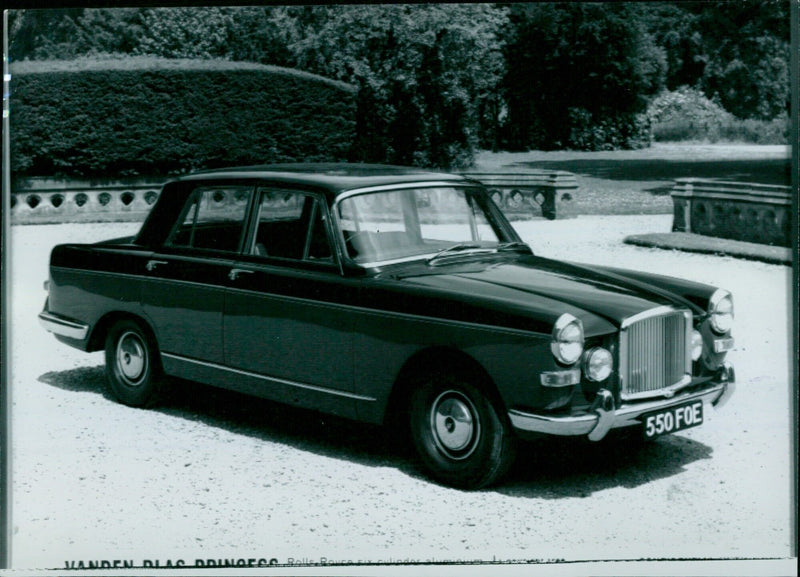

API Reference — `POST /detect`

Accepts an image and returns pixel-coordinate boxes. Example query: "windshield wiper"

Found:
[496,241,532,254]
[426,241,532,264]
[426,242,488,263]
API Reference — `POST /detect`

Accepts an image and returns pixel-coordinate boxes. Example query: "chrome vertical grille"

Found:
[619,307,692,400]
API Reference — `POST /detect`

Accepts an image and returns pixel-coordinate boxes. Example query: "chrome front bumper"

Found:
[509,364,735,441]
[38,311,89,340]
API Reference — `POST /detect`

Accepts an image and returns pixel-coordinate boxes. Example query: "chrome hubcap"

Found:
[116,331,146,385]
[431,390,480,460]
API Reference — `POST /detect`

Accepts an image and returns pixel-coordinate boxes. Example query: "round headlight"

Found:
[551,314,584,365]
[709,289,734,334]
[691,329,703,361]
[583,347,613,382]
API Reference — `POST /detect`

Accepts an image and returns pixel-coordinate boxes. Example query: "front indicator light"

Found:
[691,329,703,361]
[540,369,581,387]
[583,347,613,382]
[713,337,735,353]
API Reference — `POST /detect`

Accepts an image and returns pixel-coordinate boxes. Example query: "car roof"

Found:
[176,163,472,199]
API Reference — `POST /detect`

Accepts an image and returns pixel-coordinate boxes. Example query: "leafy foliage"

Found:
[133,8,234,59]
[275,4,508,168]
[634,3,705,91]
[6,2,790,165]
[647,86,733,141]
[10,58,356,178]
[695,0,790,120]
[9,5,507,169]
[502,3,665,150]
[648,86,788,143]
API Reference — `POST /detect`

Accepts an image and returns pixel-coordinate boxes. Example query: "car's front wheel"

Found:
[409,373,516,489]
[104,319,162,407]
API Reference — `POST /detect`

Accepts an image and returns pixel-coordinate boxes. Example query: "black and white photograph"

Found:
[1,2,797,574]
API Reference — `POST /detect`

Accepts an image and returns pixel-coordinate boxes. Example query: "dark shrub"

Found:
[10,57,357,178]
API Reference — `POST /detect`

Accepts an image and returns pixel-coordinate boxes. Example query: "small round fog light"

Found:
[691,329,703,361]
[583,347,613,382]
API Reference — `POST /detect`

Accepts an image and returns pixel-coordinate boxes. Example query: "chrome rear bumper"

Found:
[38,311,89,340]
[509,364,735,441]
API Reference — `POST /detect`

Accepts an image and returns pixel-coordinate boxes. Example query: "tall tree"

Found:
[634,3,705,90]
[277,4,507,167]
[503,2,666,150]
[9,8,143,61]
[697,0,790,119]
[132,7,235,59]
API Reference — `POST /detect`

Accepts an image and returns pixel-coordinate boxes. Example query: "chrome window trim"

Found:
[336,181,481,202]
[332,182,508,268]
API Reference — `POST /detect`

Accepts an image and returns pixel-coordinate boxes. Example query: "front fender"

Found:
[579,263,718,315]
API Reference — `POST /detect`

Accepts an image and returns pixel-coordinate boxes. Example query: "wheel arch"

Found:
[87,311,159,353]
[382,346,504,431]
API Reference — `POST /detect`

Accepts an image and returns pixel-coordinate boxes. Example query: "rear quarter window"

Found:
[166,185,253,253]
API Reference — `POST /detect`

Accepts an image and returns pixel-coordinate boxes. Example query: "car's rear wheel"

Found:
[105,319,162,407]
[409,373,516,489]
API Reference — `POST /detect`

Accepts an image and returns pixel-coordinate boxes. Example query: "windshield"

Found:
[336,186,515,265]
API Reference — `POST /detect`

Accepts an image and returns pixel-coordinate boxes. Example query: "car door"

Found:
[141,183,254,364]
[223,186,358,416]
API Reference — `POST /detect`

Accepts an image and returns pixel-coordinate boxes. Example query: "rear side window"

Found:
[167,185,252,252]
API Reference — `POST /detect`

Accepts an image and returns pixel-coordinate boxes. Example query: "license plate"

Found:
[642,401,704,439]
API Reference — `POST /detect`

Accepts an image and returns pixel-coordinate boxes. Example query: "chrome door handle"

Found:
[228,268,254,281]
[146,260,168,271]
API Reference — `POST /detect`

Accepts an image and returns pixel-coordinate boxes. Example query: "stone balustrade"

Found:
[10,178,165,224]
[10,170,580,225]
[671,178,792,247]
[462,170,579,220]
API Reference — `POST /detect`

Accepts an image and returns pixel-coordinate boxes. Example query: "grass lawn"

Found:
[474,143,792,216]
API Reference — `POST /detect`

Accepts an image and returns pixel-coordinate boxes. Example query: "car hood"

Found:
[386,254,700,336]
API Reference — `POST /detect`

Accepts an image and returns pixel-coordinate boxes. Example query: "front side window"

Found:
[250,188,333,262]
[337,186,503,264]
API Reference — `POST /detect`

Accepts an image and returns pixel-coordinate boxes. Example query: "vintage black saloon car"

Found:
[39,164,735,488]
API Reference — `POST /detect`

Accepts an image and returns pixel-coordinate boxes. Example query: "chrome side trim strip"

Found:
[38,312,89,340]
[161,352,377,403]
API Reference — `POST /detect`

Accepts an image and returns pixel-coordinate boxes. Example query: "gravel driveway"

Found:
[7,216,794,569]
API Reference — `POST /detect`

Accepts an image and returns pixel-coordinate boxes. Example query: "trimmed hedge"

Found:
[10,57,357,178]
